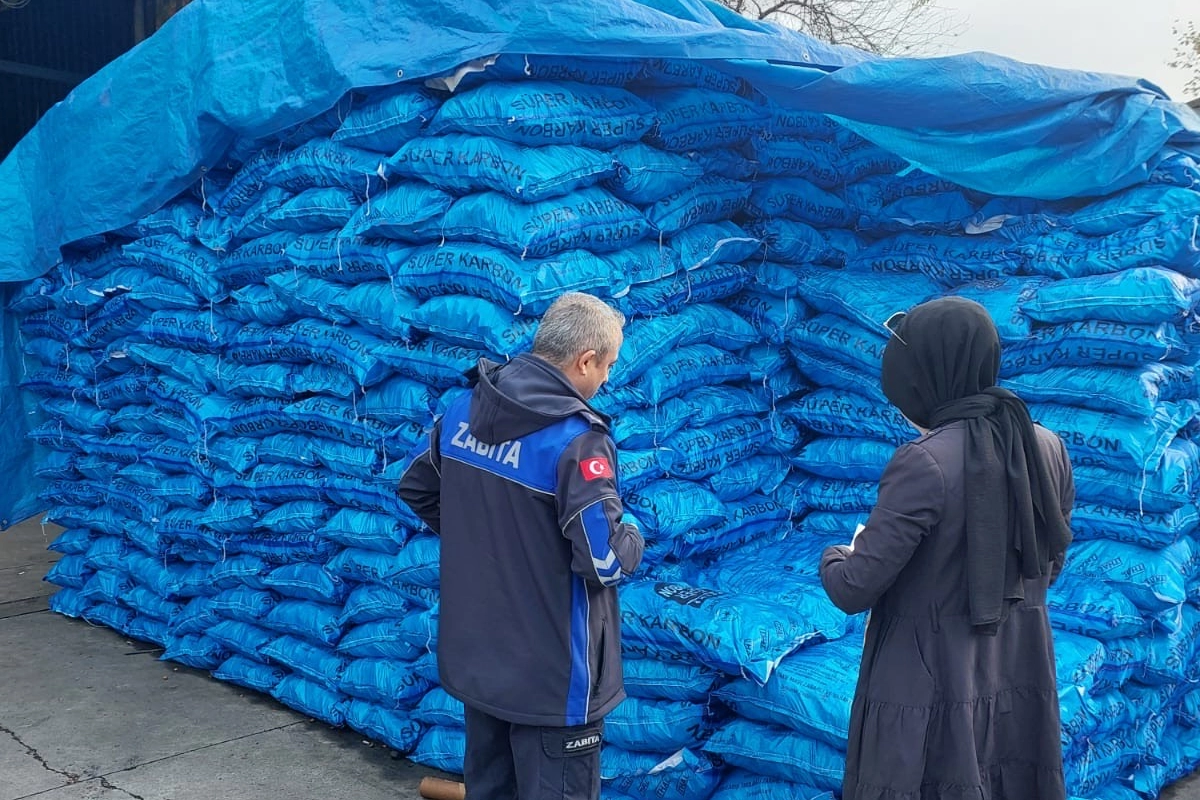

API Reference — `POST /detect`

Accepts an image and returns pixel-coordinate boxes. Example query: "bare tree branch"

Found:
[1169,20,1200,97]
[713,0,956,56]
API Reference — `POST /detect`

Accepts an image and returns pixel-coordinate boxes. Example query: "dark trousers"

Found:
[463,704,603,800]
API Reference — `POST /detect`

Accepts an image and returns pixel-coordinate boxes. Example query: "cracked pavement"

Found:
[0,518,441,800]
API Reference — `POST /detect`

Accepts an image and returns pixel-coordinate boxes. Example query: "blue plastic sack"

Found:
[724,289,808,345]
[428,81,655,148]
[327,537,440,591]
[622,479,726,542]
[206,619,277,658]
[1003,363,1196,419]
[642,57,747,93]
[606,143,704,205]
[322,508,411,555]
[387,134,618,202]
[749,218,859,266]
[284,231,405,284]
[374,337,480,390]
[1047,574,1146,640]
[665,417,771,480]
[614,263,752,318]
[709,769,834,800]
[406,295,537,356]
[270,674,349,726]
[260,635,350,688]
[345,699,424,753]
[676,493,791,560]
[715,636,859,748]
[413,687,466,728]
[141,309,240,353]
[704,718,844,791]
[619,448,674,491]
[1024,267,1200,325]
[791,437,894,482]
[263,186,361,233]
[220,232,302,286]
[1030,400,1199,473]
[643,88,769,151]
[669,221,761,271]
[848,232,1026,287]
[644,176,751,235]
[605,697,708,752]
[48,588,91,618]
[228,317,391,386]
[338,658,433,706]
[1026,215,1200,281]
[222,283,292,325]
[264,138,384,197]
[1071,438,1200,513]
[602,747,722,800]
[706,454,791,502]
[213,654,289,693]
[793,266,939,334]
[1095,638,1149,692]
[323,279,418,340]
[947,276,1048,343]
[745,178,852,228]
[788,313,888,377]
[394,243,622,315]
[411,726,465,774]
[161,633,230,670]
[622,657,722,703]
[602,241,680,290]
[331,84,442,153]
[123,235,226,301]
[257,499,332,534]
[1139,604,1200,684]
[1063,538,1193,613]
[342,182,454,240]
[619,580,843,683]
[782,389,912,446]
[1070,501,1197,549]
[428,186,650,259]
[1053,629,1108,698]
[262,563,349,604]
[1002,319,1192,376]
[618,344,753,407]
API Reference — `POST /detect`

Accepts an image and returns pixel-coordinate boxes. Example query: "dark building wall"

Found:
[0,0,190,159]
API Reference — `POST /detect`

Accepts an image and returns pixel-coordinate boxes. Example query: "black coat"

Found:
[821,421,1075,800]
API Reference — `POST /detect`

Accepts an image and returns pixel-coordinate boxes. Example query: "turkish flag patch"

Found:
[580,457,613,481]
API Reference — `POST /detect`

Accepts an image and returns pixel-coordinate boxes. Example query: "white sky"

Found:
[920,0,1197,102]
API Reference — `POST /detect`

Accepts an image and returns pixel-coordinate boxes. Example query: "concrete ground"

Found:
[0,517,446,800]
[2,516,1200,800]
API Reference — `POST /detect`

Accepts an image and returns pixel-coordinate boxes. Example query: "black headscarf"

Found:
[880,297,1072,634]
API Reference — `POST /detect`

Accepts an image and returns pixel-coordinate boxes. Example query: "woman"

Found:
[819,296,1075,800]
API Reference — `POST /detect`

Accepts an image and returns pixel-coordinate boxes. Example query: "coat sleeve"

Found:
[820,440,945,615]
[1049,431,1075,584]
[557,429,644,587]
[397,419,443,534]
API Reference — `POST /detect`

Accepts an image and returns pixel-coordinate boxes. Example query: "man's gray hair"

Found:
[532,292,625,367]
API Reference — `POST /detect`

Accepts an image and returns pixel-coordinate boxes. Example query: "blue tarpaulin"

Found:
[1,0,1199,523]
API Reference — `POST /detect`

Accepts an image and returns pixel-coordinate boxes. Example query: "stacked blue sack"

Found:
[13,46,1200,800]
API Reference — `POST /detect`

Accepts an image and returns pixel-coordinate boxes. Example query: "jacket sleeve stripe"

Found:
[580,501,621,587]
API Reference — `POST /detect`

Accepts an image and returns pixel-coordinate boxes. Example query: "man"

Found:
[399,292,645,800]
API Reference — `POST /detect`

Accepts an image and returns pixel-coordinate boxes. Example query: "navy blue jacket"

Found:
[398,354,644,727]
